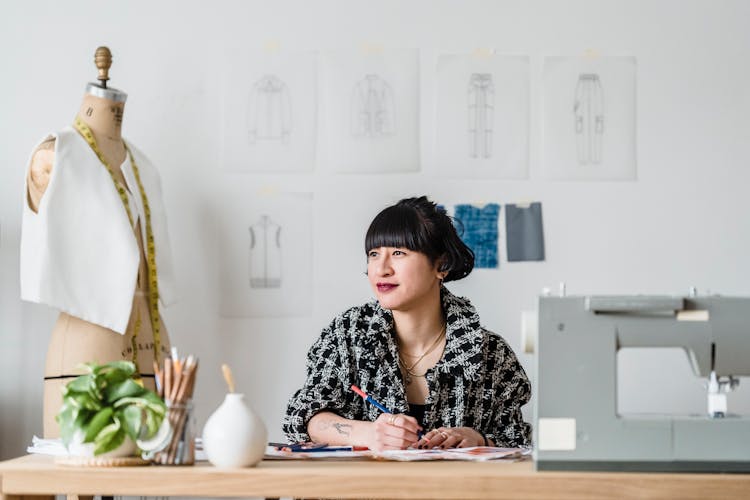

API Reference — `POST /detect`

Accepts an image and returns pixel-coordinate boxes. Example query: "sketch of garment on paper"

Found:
[573,73,604,165]
[350,74,396,138]
[247,75,292,145]
[467,73,494,159]
[248,215,282,288]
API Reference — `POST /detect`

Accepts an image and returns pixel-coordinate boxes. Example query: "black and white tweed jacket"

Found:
[283,287,532,447]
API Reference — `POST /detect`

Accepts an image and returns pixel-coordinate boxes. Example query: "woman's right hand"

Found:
[364,413,422,451]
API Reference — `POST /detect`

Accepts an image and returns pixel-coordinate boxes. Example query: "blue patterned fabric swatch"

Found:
[453,204,500,269]
[505,202,545,262]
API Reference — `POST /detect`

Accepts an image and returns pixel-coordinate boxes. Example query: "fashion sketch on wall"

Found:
[574,74,603,165]
[468,73,494,159]
[217,190,313,317]
[248,215,282,288]
[351,74,396,138]
[248,75,292,145]
[222,50,316,173]
[320,49,419,173]
[543,56,636,180]
[434,53,529,179]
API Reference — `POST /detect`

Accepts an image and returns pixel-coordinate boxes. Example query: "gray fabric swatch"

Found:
[505,202,545,262]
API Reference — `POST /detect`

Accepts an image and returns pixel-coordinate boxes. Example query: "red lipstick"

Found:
[376,283,397,292]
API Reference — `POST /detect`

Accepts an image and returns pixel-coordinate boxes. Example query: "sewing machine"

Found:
[534,295,750,472]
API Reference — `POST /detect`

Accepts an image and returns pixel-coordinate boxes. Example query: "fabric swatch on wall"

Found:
[453,204,500,268]
[505,202,545,262]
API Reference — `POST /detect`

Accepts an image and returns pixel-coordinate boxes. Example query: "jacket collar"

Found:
[360,287,485,382]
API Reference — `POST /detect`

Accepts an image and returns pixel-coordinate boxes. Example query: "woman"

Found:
[283,196,531,451]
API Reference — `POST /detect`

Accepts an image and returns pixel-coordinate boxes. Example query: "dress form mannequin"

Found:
[26,48,171,438]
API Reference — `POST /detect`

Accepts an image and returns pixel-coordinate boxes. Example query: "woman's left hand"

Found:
[415,426,485,449]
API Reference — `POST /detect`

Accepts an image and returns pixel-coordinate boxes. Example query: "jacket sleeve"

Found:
[282,321,356,443]
[484,338,532,447]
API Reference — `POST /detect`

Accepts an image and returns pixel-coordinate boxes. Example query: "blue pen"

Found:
[351,384,423,440]
[351,384,391,413]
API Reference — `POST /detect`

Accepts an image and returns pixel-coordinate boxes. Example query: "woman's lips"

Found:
[377,283,398,292]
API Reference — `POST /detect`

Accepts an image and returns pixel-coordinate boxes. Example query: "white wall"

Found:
[2,0,750,460]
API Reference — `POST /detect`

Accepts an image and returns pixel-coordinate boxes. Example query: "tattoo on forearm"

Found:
[316,419,352,437]
[332,423,352,436]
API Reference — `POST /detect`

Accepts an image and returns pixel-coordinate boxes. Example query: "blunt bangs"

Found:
[365,205,439,259]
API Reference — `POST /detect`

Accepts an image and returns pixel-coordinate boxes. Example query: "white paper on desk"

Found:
[374,446,527,462]
[28,435,209,461]
[27,436,70,456]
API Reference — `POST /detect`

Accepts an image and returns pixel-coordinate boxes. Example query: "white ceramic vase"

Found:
[202,393,267,467]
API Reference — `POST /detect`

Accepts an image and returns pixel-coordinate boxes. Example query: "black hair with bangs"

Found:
[364,196,474,282]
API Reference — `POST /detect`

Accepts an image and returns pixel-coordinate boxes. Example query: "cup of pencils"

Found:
[145,349,199,465]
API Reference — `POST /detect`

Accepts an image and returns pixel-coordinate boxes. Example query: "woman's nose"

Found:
[375,255,393,276]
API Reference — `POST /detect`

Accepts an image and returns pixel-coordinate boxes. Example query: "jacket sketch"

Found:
[350,74,396,137]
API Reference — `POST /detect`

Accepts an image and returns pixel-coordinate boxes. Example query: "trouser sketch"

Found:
[573,73,604,165]
[249,215,282,288]
[468,73,494,159]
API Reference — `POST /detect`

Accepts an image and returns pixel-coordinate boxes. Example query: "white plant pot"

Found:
[67,430,137,458]
[202,393,267,467]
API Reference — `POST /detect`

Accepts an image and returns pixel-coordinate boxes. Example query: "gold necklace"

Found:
[398,323,446,385]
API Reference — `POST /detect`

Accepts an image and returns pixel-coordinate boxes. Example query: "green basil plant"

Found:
[56,360,166,456]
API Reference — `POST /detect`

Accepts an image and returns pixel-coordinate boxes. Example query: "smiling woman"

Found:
[283,196,531,451]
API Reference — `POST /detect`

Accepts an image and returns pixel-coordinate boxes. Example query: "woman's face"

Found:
[366,246,443,311]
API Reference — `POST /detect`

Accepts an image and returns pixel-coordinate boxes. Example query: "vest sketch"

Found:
[249,215,282,289]
[573,73,604,165]
[467,73,494,159]
[350,74,396,138]
[247,75,292,145]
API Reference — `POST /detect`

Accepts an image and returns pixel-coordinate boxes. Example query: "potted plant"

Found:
[57,360,167,457]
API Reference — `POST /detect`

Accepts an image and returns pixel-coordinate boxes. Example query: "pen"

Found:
[298,446,368,452]
[351,385,424,440]
[351,384,391,413]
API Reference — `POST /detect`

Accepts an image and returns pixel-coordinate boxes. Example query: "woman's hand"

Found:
[364,413,422,451]
[415,426,485,449]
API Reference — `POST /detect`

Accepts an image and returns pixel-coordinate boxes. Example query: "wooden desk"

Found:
[1,454,749,500]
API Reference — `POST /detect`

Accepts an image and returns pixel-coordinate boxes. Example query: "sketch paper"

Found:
[222,50,317,173]
[435,53,529,178]
[218,191,313,317]
[320,49,420,173]
[543,56,636,180]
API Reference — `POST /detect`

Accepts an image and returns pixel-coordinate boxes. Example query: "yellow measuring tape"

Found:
[73,116,163,371]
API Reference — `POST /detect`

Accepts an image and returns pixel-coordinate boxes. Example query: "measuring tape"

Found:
[73,116,164,370]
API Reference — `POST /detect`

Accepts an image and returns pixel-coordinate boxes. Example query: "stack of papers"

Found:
[27,436,208,461]
[264,445,530,462]
[375,446,530,462]
[27,436,70,456]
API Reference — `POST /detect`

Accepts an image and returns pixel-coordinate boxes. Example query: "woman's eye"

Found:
[368,251,378,258]
[393,250,405,256]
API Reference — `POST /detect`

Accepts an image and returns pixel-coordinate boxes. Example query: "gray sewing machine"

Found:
[534,295,750,472]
